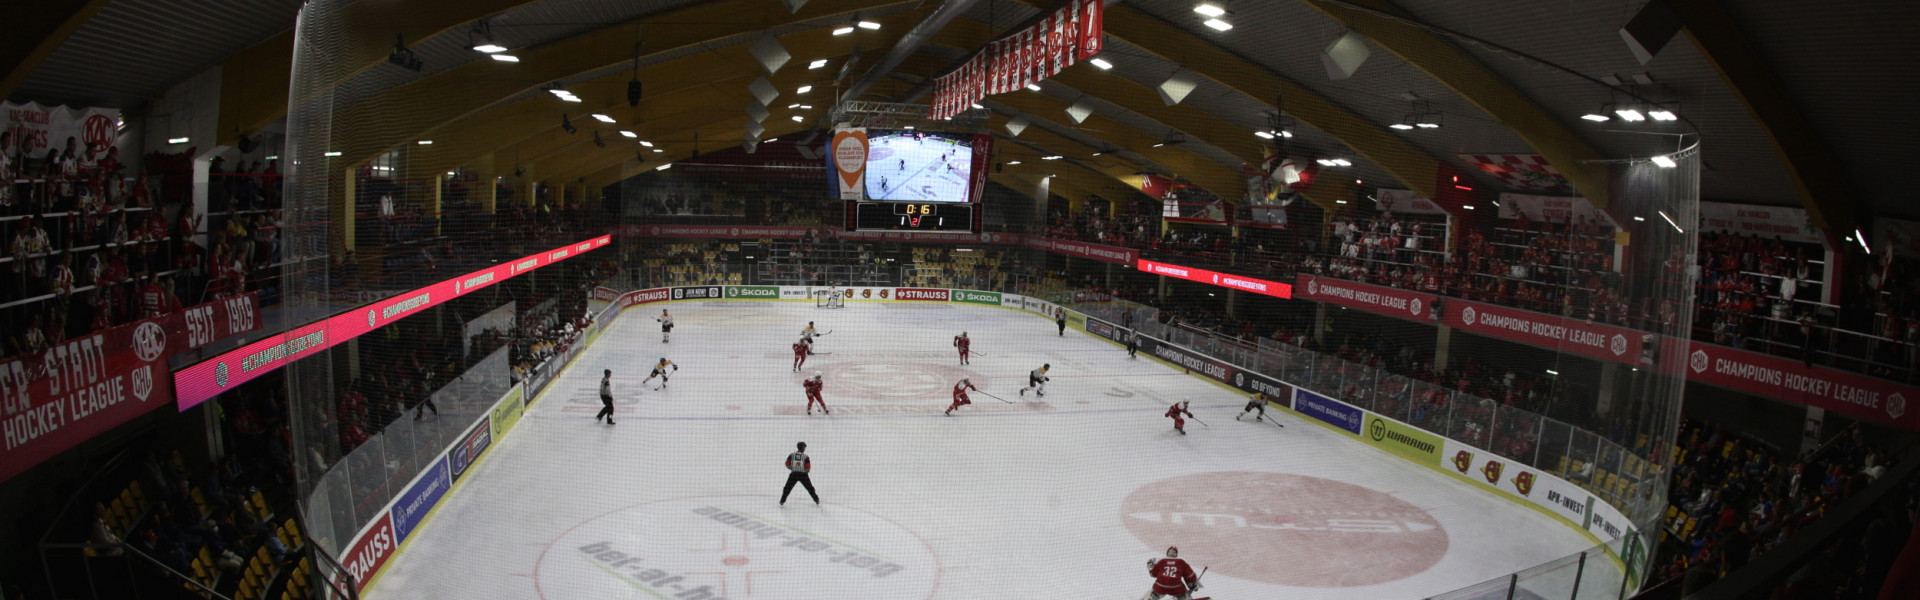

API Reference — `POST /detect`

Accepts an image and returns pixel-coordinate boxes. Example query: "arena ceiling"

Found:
[5,0,1917,234]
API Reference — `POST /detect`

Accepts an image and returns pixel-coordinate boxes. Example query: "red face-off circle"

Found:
[1122,472,1447,588]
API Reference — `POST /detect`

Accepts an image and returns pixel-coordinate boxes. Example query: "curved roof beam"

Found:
[1009,0,1448,203]
[0,0,110,100]
[1666,0,1856,238]
[1301,0,1611,207]
[326,0,917,168]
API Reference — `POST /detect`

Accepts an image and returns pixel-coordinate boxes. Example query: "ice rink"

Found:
[367,300,1613,599]
[865,133,972,202]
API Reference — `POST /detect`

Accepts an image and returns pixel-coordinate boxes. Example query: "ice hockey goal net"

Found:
[814,288,845,309]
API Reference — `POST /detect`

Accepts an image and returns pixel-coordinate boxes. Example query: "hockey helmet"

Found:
[1166,546,1179,557]
[796,441,807,450]
[814,371,823,379]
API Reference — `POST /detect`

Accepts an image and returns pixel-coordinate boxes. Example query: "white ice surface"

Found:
[368,301,1608,599]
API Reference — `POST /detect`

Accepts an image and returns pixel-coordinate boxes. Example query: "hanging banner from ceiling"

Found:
[928,0,1104,119]
[1461,154,1571,192]
[1497,193,1620,229]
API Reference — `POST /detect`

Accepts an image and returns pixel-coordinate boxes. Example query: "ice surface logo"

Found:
[1610,334,1627,356]
[1890,393,1907,420]
[535,497,936,598]
[1690,349,1710,373]
[1461,306,1477,325]
[133,321,166,362]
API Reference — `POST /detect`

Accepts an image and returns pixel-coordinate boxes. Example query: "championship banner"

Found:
[173,236,611,410]
[832,128,868,200]
[1374,189,1451,216]
[1461,154,1570,192]
[1668,338,1919,431]
[1294,275,1433,322]
[1443,300,1644,365]
[926,0,1103,119]
[1699,201,1822,245]
[3,101,121,157]
[0,317,177,484]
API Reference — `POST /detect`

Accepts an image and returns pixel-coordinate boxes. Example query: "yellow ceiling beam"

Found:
[1301,0,1610,207]
[0,0,111,101]
[1005,0,1444,203]
[330,0,916,168]
[1669,0,1854,237]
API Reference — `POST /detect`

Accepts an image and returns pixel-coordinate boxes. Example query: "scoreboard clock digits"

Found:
[846,201,977,232]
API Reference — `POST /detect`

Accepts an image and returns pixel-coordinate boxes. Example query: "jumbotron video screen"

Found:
[864,130,974,202]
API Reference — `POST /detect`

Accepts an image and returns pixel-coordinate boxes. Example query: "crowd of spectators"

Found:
[1657,420,1908,596]
[2,142,293,364]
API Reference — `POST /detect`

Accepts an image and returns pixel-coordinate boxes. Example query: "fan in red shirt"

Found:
[944,378,978,416]
[791,338,813,371]
[801,372,828,415]
[1146,546,1205,599]
[140,277,181,319]
[952,331,971,365]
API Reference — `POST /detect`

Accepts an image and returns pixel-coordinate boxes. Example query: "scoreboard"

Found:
[846,201,978,233]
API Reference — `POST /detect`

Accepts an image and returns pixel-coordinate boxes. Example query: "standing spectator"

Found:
[14,312,48,356]
[0,131,15,214]
[13,216,50,293]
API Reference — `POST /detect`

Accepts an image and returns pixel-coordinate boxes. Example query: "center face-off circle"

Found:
[1122,472,1447,588]
[536,496,938,599]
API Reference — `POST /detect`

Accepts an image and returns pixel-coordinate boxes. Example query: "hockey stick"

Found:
[1263,413,1285,427]
[1189,567,1211,600]
[977,391,1013,403]
[968,350,988,357]
[1188,415,1210,428]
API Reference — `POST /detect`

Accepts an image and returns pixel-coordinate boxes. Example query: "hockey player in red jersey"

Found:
[1166,400,1194,435]
[1145,546,1204,600]
[803,372,829,415]
[792,338,813,371]
[944,377,978,416]
[953,331,972,365]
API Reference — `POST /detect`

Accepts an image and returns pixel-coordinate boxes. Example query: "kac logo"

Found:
[1610,334,1628,356]
[132,321,167,362]
[1689,349,1710,373]
[1451,450,1474,473]
[1461,306,1478,325]
[1234,373,1244,387]
[1307,278,1318,296]
[1410,298,1423,316]
[1889,393,1907,420]
[215,362,230,388]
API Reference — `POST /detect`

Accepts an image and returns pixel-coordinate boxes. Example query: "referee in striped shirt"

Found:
[596,370,616,424]
[781,442,819,505]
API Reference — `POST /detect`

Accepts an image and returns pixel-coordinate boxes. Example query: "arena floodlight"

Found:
[1193,3,1226,17]
[490,54,520,63]
[1089,58,1113,70]
[858,20,881,30]
[1203,19,1233,31]
[833,26,855,35]
[1650,155,1676,168]
[591,113,616,123]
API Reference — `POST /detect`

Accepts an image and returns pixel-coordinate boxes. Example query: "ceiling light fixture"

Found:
[618,131,637,138]
[1203,19,1233,31]
[417,140,433,145]
[1415,115,1442,128]
[809,59,828,69]
[167,137,190,144]
[797,85,812,93]
[1194,3,1226,17]
[1856,229,1871,254]
[1651,155,1677,168]
[792,115,805,122]
[1089,58,1114,70]
[1581,113,1610,122]
[857,20,881,30]
[652,148,663,153]
[473,44,507,54]
[657,164,672,171]
[1042,155,1062,160]
[491,54,520,63]
[1633,216,1646,222]
[591,113,616,123]
[1254,131,1274,139]
[324,151,342,157]
[1006,160,1022,165]
[639,141,653,147]
[970,103,983,109]
[832,26,855,35]
[1658,210,1683,233]
[1027,84,1042,91]
[1389,121,1414,130]
[1648,107,1678,121]
[1615,106,1646,122]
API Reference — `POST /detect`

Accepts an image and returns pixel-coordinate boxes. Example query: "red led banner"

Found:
[1136,259,1293,299]
[172,235,611,410]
